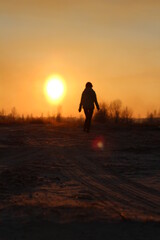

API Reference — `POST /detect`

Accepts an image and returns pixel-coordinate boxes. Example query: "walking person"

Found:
[79,82,100,132]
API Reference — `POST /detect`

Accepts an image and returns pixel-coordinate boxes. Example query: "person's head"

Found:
[86,82,93,88]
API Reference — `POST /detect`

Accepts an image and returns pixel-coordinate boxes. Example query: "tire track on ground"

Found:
[89,158,160,210]
[60,152,160,220]
[64,166,126,220]
[82,160,160,210]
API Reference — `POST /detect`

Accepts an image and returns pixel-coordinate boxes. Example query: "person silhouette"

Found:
[79,82,100,132]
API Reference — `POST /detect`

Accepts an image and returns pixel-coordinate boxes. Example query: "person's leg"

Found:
[83,108,94,132]
[87,109,93,132]
[83,108,88,131]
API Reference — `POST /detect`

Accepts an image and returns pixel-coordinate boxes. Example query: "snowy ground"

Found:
[0,123,160,239]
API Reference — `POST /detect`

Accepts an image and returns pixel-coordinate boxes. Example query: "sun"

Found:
[45,75,66,103]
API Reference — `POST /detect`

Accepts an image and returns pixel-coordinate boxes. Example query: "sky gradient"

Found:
[0,0,160,117]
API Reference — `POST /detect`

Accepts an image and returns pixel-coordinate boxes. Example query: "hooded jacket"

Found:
[79,87,99,111]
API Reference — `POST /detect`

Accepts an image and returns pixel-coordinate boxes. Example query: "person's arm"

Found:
[94,93,100,110]
[78,94,83,112]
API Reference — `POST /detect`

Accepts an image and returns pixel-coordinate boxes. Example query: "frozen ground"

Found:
[0,123,160,239]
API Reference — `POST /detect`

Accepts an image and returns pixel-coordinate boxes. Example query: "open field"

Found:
[0,123,160,239]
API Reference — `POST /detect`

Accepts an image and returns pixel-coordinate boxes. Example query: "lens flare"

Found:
[97,141,104,149]
[92,136,105,150]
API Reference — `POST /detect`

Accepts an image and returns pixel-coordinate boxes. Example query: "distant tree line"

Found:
[0,107,55,124]
[146,109,160,123]
[0,101,159,126]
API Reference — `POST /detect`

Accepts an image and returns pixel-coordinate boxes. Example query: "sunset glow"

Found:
[0,1,160,117]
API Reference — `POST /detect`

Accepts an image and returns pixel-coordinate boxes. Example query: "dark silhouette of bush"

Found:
[94,103,108,123]
[109,100,122,123]
[121,106,133,123]
[94,100,133,124]
[146,109,160,125]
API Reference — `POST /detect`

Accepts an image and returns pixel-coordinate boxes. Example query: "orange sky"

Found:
[0,0,160,117]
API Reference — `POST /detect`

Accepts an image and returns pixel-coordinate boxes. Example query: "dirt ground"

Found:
[0,123,160,239]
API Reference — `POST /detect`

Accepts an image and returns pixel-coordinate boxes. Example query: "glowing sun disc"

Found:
[45,75,65,102]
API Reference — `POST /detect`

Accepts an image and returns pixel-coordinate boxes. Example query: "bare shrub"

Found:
[94,102,108,123]
[94,100,133,124]
[109,100,122,123]
[121,106,133,123]
[0,108,5,117]
[10,107,18,118]
[146,109,160,124]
